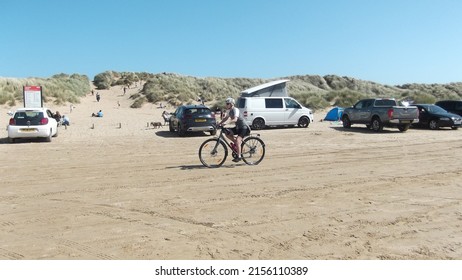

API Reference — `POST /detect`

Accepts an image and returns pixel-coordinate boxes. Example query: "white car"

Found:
[7,107,58,143]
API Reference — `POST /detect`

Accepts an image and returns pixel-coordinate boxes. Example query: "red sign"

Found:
[23,86,43,108]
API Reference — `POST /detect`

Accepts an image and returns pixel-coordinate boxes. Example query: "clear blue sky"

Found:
[1,0,461,85]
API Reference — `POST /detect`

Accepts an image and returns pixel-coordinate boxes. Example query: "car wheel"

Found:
[252,118,265,130]
[371,117,383,132]
[210,130,217,135]
[429,119,439,130]
[177,123,186,137]
[342,115,351,128]
[45,130,52,142]
[169,122,175,132]
[298,116,310,128]
[451,127,459,130]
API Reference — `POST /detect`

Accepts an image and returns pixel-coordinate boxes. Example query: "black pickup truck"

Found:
[342,98,419,132]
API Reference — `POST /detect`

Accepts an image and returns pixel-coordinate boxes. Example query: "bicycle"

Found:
[198,126,266,168]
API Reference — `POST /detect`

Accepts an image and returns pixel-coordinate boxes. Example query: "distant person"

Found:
[96,92,100,102]
[92,110,103,117]
[62,115,70,126]
[70,103,74,113]
[162,111,171,125]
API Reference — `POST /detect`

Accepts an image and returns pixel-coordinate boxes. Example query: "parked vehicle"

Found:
[342,98,419,132]
[7,107,59,143]
[435,100,462,117]
[169,104,217,137]
[236,96,314,130]
[412,104,461,130]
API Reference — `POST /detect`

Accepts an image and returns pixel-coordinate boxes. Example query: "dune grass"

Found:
[2,71,461,111]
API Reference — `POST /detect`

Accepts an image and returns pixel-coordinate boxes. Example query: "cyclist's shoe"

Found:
[232,157,242,163]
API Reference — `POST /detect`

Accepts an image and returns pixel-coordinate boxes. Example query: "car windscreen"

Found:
[428,105,448,114]
[14,111,44,125]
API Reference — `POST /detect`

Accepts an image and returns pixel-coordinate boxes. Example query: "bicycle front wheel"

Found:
[241,137,265,165]
[199,139,228,168]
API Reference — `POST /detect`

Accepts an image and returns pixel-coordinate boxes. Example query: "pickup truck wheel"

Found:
[342,115,351,128]
[429,119,439,130]
[398,124,410,132]
[371,117,383,132]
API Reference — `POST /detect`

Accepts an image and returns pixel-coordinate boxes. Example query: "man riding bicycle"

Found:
[218,97,249,162]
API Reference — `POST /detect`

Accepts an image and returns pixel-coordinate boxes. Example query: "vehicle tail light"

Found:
[9,118,15,125]
[40,118,49,125]
[387,108,394,119]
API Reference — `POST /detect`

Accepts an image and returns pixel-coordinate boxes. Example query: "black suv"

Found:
[169,104,217,137]
[435,100,462,117]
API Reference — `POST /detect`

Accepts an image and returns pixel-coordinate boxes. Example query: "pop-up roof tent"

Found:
[240,79,289,97]
[324,107,344,121]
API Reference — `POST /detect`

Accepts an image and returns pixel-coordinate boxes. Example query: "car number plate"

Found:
[400,120,410,124]
[195,119,206,122]
[20,128,37,132]
[455,120,461,125]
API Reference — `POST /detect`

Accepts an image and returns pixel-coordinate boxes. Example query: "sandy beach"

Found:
[1,85,461,260]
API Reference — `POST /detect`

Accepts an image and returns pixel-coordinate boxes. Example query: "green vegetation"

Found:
[0,74,90,106]
[2,71,462,111]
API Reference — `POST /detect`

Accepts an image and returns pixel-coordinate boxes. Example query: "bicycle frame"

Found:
[212,127,237,153]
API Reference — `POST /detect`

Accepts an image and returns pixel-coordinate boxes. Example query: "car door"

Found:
[417,106,430,126]
[263,98,284,125]
[46,109,58,135]
[171,107,182,128]
[284,98,303,125]
[349,100,372,123]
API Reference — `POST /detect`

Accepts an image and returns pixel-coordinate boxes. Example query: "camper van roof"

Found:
[241,79,290,94]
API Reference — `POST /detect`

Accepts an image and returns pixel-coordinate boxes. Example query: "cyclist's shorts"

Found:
[232,126,250,138]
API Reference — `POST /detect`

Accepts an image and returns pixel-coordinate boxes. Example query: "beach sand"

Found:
[1,85,461,259]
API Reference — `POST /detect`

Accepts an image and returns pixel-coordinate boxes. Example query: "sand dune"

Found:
[1,85,461,259]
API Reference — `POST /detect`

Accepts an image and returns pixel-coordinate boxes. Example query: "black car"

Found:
[169,104,217,136]
[413,104,462,130]
[435,100,462,117]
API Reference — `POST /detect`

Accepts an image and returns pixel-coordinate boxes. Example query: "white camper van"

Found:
[236,96,314,130]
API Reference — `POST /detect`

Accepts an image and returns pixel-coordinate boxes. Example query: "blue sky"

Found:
[1,0,461,85]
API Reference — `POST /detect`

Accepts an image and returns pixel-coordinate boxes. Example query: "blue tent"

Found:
[324,107,344,121]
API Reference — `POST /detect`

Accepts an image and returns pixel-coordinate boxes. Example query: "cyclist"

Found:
[218,97,249,162]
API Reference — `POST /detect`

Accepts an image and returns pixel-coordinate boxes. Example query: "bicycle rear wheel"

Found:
[199,139,228,168]
[241,136,265,165]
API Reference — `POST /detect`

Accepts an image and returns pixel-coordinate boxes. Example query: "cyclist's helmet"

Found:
[225,97,235,105]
